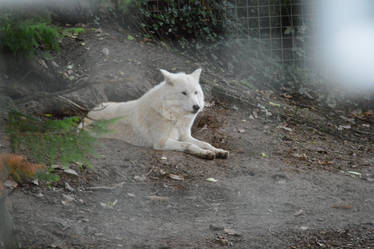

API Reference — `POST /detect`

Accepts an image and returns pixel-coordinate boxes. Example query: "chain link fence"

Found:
[228,0,313,64]
[144,0,313,65]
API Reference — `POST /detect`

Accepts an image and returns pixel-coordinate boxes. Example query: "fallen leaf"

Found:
[238,128,245,133]
[332,204,352,209]
[206,177,218,182]
[73,161,83,167]
[127,34,135,40]
[51,61,59,68]
[294,209,304,216]
[347,171,361,177]
[143,37,152,42]
[316,147,327,154]
[65,182,74,192]
[63,194,75,202]
[62,194,75,206]
[64,168,79,176]
[269,101,281,107]
[160,41,168,49]
[292,153,307,160]
[4,179,18,189]
[100,199,118,208]
[134,175,146,181]
[261,152,268,158]
[224,228,241,236]
[277,125,293,132]
[339,115,355,124]
[38,59,48,69]
[168,174,184,181]
[257,104,272,116]
[281,93,293,99]
[337,124,351,131]
[317,160,330,166]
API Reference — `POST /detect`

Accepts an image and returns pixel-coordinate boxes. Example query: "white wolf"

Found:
[83,68,229,159]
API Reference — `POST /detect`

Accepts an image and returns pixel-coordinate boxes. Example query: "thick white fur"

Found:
[84,69,229,159]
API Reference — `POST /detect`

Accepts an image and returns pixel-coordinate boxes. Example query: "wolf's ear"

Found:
[191,68,202,81]
[160,69,175,86]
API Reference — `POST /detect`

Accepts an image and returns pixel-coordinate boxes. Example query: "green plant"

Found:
[6,110,111,182]
[0,10,60,55]
[62,27,85,38]
[130,0,235,44]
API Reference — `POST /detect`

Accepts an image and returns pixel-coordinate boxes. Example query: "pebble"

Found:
[134,175,146,181]
[65,182,75,192]
[102,47,109,56]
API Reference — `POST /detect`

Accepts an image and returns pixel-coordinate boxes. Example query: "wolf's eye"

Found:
[182,91,187,96]
[194,91,198,95]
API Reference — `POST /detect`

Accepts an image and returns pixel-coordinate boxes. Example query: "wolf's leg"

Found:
[154,139,215,160]
[182,136,229,159]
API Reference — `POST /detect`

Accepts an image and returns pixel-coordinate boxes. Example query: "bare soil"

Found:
[1,22,374,249]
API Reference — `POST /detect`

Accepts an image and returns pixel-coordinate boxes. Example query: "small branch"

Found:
[57,95,89,112]
[86,181,126,191]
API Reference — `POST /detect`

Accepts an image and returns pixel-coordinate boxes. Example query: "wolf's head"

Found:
[160,68,204,115]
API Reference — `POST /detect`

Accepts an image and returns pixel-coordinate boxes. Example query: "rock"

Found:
[4,180,18,190]
[38,59,48,69]
[134,175,146,182]
[102,48,109,56]
[65,182,75,192]
[61,194,75,206]
[168,174,184,181]
[51,61,59,68]
[64,168,79,176]
[209,224,224,231]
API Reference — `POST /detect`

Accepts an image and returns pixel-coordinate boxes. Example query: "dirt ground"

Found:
[1,22,374,249]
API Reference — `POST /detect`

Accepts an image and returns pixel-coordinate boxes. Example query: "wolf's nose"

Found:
[193,105,200,112]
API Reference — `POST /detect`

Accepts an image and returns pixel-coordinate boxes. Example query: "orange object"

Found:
[0,154,44,186]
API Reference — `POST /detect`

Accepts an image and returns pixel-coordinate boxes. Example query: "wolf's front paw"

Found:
[200,150,216,160]
[215,149,229,159]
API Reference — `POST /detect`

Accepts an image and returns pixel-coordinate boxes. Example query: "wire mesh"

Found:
[146,0,312,64]
[226,0,312,64]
